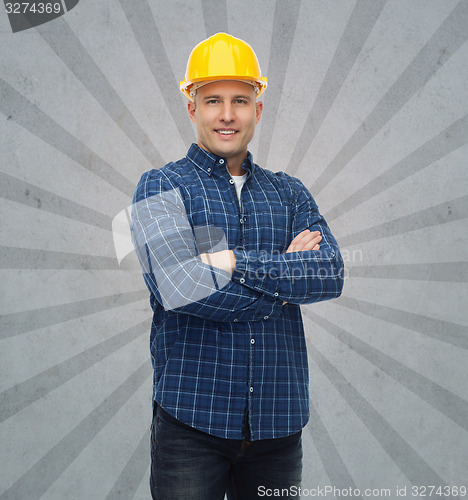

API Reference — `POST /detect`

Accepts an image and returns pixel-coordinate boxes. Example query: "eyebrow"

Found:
[202,94,253,101]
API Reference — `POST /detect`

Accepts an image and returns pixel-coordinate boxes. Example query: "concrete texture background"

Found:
[1,0,467,498]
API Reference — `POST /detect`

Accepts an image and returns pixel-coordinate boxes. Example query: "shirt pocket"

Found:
[248,204,292,253]
[187,197,228,253]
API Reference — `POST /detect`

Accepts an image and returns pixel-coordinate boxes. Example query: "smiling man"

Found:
[131,33,344,499]
[188,79,262,176]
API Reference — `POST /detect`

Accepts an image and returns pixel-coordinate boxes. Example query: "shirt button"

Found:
[274,292,279,297]
[240,218,244,224]
[250,338,255,344]
[233,318,238,322]
[264,315,269,320]
[229,179,234,184]
[219,159,225,164]
[207,167,211,172]
[240,278,245,284]
[250,387,254,393]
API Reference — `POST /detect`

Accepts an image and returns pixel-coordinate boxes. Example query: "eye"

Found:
[234,99,248,104]
[206,99,219,104]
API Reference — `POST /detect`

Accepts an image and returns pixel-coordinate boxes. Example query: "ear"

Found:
[188,100,197,123]
[255,101,263,124]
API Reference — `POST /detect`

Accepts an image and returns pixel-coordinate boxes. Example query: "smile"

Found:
[216,129,237,135]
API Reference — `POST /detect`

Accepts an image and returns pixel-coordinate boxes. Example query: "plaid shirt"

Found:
[131,144,344,440]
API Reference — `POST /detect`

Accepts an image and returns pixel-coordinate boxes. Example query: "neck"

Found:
[226,151,249,176]
[195,142,248,175]
[227,161,247,176]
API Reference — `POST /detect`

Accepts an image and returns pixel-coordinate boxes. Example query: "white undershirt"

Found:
[231,173,247,203]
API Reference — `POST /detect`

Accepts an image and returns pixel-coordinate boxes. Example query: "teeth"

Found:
[218,130,236,135]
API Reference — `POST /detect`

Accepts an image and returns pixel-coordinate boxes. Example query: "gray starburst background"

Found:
[1,1,467,499]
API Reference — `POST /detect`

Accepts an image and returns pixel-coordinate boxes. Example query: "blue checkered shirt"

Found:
[131,144,344,440]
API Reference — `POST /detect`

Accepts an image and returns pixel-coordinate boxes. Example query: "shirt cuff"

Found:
[232,248,280,300]
[232,293,282,322]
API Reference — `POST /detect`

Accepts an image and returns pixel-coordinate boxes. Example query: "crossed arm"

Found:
[200,229,322,274]
[132,171,343,321]
[200,230,323,305]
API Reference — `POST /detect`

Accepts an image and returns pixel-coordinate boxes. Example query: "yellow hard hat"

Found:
[180,33,268,100]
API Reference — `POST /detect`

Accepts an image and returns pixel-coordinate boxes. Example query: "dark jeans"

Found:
[150,403,302,499]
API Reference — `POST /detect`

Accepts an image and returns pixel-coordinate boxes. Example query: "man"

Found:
[131,33,344,499]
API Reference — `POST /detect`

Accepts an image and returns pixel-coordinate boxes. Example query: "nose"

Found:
[219,102,235,123]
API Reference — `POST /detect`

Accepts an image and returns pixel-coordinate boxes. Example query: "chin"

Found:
[213,145,236,156]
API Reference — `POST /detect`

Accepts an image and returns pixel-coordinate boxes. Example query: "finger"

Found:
[290,229,310,244]
[295,231,321,249]
[300,234,322,251]
[287,239,319,253]
[286,230,310,253]
[286,230,322,253]
[312,244,320,250]
[290,230,320,248]
[287,232,321,253]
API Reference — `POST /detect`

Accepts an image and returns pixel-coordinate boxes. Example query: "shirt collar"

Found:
[186,143,255,177]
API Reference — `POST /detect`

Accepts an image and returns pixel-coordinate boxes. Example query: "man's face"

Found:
[188,80,263,166]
